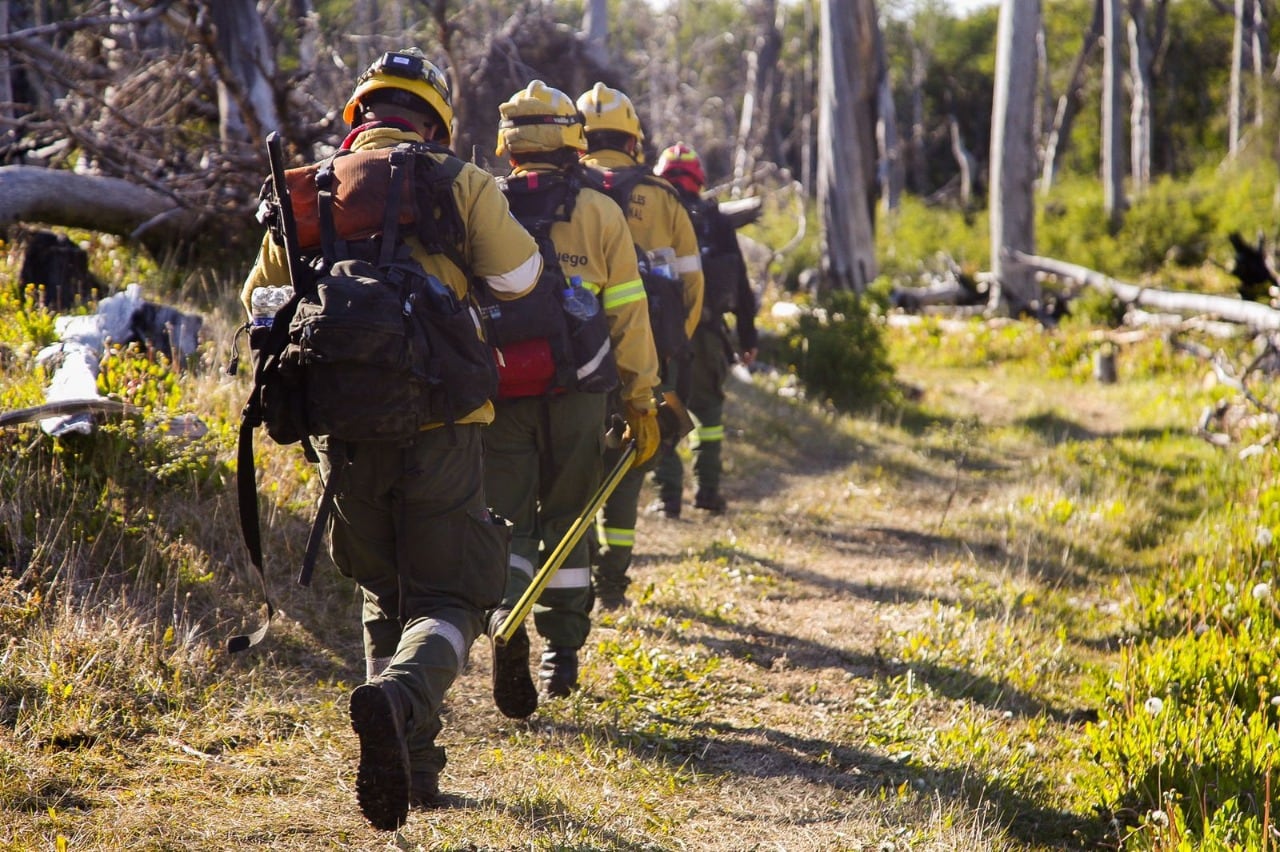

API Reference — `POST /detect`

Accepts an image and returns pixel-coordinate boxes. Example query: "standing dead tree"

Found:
[816,0,879,292]
[989,0,1041,314]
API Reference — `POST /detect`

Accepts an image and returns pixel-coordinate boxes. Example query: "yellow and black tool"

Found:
[491,439,636,646]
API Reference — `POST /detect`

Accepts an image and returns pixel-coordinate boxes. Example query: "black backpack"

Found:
[685,196,745,319]
[478,169,617,398]
[580,166,691,363]
[228,138,495,652]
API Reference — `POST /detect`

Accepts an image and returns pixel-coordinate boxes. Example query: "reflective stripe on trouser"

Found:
[594,462,643,596]
[654,325,729,497]
[366,656,394,681]
[318,425,503,774]
[483,391,606,649]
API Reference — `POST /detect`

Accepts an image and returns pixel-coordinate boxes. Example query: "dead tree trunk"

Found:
[202,0,281,146]
[0,0,11,136]
[291,0,319,77]
[949,115,974,209]
[1250,0,1266,130]
[989,0,1041,314]
[1128,0,1153,192]
[734,48,761,192]
[908,32,928,195]
[876,22,901,212]
[1230,0,1246,156]
[581,0,608,67]
[816,0,878,292]
[734,0,782,193]
[1102,0,1126,225]
[1040,0,1101,193]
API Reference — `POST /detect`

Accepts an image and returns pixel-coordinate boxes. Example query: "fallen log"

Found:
[1124,308,1245,339]
[0,165,198,242]
[891,271,988,312]
[1007,249,1280,331]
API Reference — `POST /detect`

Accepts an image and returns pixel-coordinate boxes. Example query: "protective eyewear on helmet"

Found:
[360,51,451,103]
[499,112,585,130]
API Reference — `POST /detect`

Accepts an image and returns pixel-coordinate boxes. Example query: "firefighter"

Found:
[575,82,704,611]
[482,81,661,710]
[649,142,758,516]
[242,49,541,831]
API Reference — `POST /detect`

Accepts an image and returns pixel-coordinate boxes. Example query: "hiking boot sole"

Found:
[350,683,410,831]
[491,626,538,719]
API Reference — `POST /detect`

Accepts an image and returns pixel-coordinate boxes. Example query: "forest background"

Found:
[4,0,1280,849]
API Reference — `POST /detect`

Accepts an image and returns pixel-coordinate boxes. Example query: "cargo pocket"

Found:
[459,507,511,610]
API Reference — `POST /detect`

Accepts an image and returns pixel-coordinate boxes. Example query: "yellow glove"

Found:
[623,402,660,469]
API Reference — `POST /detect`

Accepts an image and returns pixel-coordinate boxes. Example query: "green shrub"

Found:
[877,195,990,281]
[780,290,895,412]
[1039,166,1279,288]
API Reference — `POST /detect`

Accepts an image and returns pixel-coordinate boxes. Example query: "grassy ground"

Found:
[0,291,1268,849]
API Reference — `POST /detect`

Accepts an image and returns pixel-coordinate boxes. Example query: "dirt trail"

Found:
[410,371,1073,849]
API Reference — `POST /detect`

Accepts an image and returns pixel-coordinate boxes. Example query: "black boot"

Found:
[595,584,630,612]
[488,609,538,719]
[349,679,411,831]
[694,488,727,514]
[409,769,440,809]
[539,646,579,699]
[645,496,681,519]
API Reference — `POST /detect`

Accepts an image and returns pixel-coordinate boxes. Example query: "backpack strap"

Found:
[316,153,348,265]
[298,444,349,587]
[409,143,468,273]
[586,165,682,212]
[503,170,579,235]
[231,413,276,652]
[379,147,411,268]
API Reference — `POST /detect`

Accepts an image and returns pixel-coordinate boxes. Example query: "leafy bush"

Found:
[1038,166,1278,288]
[779,290,895,412]
[877,196,990,282]
[1115,176,1216,270]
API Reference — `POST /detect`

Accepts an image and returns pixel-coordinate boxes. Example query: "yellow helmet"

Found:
[343,49,453,141]
[496,80,586,157]
[576,82,643,143]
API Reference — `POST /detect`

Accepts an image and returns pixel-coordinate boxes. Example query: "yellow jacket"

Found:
[579,149,704,340]
[507,163,659,411]
[242,125,541,426]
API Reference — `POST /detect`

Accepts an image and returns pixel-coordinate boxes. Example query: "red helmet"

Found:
[654,142,705,194]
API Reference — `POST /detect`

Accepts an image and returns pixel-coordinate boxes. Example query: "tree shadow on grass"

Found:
[536,710,1109,849]
[671,527,963,608]
[726,378,991,505]
[640,597,1096,725]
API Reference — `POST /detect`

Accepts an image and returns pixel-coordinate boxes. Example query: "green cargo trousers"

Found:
[594,462,643,600]
[317,425,508,775]
[483,391,606,649]
[654,324,730,502]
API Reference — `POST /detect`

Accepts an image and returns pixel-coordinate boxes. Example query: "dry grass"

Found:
[3,312,1223,851]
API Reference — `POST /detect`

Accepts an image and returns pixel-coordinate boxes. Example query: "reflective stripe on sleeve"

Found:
[672,254,702,274]
[602,278,646,310]
[485,250,542,295]
[546,566,592,589]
